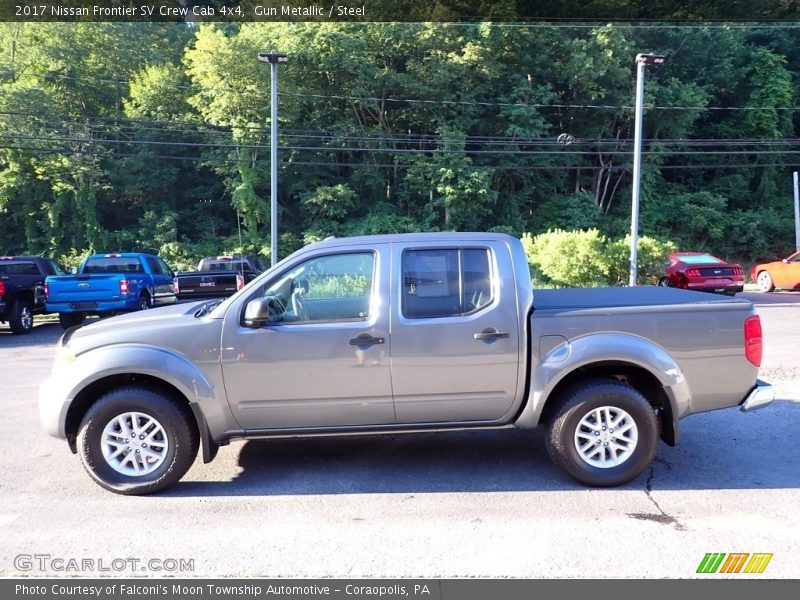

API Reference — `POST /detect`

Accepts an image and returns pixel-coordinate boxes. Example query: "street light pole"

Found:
[794,171,799,252]
[629,53,666,287]
[258,52,289,267]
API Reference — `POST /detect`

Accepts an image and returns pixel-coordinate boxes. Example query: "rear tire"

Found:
[658,278,672,288]
[544,379,659,487]
[58,312,85,330]
[756,271,775,293]
[138,293,151,311]
[77,386,198,495]
[9,300,34,334]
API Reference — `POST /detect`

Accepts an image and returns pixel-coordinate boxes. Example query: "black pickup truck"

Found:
[0,256,64,334]
[173,255,265,301]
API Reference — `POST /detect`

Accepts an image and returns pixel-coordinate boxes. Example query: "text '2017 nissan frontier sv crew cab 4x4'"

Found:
[38,233,774,494]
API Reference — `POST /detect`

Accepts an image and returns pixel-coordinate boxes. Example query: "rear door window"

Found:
[402,248,493,319]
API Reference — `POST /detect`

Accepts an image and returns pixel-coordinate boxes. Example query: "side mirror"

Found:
[243,297,274,328]
[70,267,78,274]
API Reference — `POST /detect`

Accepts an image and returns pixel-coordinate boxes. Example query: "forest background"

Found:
[1,12,798,284]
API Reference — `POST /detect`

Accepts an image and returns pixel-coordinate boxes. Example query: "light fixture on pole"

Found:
[257,51,289,267]
[629,52,666,287]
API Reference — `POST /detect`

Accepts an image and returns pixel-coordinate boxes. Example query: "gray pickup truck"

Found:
[38,233,774,495]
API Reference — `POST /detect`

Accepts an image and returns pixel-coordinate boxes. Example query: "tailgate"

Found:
[47,275,123,303]
[177,272,239,295]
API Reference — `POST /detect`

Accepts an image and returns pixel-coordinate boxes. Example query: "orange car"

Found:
[750,251,800,292]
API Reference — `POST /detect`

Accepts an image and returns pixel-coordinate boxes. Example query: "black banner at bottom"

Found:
[4,579,799,600]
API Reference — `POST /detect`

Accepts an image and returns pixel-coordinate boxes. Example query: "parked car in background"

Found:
[0,256,64,334]
[750,251,800,293]
[45,253,177,329]
[659,252,744,296]
[173,255,265,301]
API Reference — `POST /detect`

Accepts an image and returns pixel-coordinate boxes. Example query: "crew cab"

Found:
[38,233,774,494]
[45,253,177,329]
[173,255,265,301]
[0,256,64,334]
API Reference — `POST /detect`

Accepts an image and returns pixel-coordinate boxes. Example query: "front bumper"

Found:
[740,380,775,412]
[38,376,71,438]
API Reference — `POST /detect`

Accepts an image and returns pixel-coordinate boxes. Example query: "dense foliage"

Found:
[522,230,677,286]
[0,21,798,273]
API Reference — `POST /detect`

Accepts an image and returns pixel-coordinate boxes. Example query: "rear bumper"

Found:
[685,283,744,294]
[45,299,136,313]
[740,380,775,412]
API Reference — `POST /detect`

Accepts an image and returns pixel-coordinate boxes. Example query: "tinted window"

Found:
[144,256,161,275]
[678,254,723,264]
[48,260,66,275]
[402,248,493,319]
[83,257,144,273]
[0,262,40,275]
[156,258,173,277]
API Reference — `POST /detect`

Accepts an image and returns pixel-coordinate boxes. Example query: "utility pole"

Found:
[794,171,799,252]
[629,53,666,286]
[257,52,289,267]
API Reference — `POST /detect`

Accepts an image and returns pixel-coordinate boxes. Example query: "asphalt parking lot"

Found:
[1,293,798,578]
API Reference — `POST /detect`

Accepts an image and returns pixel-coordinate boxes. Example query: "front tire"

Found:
[756,271,775,293]
[9,300,34,334]
[544,379,659,487]
[77,386,198,495]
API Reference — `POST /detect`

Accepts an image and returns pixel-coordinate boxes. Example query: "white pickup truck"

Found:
[38,233,774,494]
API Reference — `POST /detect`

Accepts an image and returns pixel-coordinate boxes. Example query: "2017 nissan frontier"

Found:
[38,233,774,494]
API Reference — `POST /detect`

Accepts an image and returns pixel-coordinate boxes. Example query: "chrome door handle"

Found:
[349,335,385,346]
[474,330,509,341]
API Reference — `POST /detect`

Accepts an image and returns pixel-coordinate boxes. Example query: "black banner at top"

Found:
[2,0,800,23]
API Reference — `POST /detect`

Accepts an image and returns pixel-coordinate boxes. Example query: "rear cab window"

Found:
[0,261,41,275]
[83,257,145,274]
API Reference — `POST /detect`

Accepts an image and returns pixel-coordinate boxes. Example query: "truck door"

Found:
[220,247,394,430]
[390,241,521,423]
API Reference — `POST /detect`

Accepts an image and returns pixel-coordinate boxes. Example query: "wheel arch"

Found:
[516,332,688,446]
[59,344,226,462]
[538,362,677,446]
[65,374,218,463]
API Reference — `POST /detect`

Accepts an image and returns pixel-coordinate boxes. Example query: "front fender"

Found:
[515,332,690,440]
[63,343,216,404]
[41,344,236,462]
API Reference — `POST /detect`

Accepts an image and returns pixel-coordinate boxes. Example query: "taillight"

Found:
[0,280,5,298]
[735,267,743,276]
[43,282,48,299]
[173,277,180,295]
[236,274,244,290]
[685,268,701,278]
[119,279,129,295]
[744,315,762,367]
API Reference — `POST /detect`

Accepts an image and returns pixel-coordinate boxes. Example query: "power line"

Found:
[4,132,800,157]
[6,70,800,112]
[1,142,797,172]
[2,113,800,148]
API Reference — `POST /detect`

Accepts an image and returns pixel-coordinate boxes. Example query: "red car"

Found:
[750,251,800,292]
[659,252,744,296]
